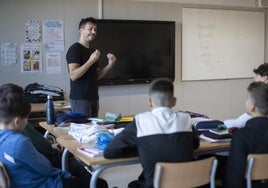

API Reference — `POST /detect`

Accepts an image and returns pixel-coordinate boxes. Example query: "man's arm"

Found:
[68,49,100,81]
[104,121,138,159]
[97,53,116,79]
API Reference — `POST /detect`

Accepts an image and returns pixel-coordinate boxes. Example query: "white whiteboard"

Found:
[182,8,265,81]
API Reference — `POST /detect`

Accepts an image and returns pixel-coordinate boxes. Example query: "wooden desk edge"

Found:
[39,121,230,166]
[31,102,71,113]
[56,137,139,166]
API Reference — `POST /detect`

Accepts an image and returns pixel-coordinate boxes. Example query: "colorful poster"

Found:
[20,43,42,74]
[25,20,42,42]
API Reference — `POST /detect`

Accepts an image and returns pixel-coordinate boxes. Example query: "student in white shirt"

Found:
[224,63,268,129]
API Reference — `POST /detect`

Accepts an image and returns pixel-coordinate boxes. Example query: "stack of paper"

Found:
[200,134,231,143]
[77,146,103,157]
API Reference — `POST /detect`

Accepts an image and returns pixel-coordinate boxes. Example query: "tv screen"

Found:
[91,19,175,85]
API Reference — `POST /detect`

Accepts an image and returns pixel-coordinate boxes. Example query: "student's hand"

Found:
[52,143,63,152]
[88,49,100,64]
[228,127,239,133]
[107,53,116,67]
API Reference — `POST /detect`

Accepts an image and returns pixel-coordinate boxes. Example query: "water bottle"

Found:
[46,95,55,125]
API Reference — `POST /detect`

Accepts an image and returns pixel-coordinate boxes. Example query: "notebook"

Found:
[77,146,103,157]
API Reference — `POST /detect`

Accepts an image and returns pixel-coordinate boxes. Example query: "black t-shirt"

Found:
[66,42,99,100]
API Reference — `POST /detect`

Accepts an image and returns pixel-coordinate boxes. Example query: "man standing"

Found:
[66,17,116,117]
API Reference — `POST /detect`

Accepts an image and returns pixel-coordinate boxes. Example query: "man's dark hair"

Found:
[253,63,268,77]
[79,17,97,29]
[0,83,31,124]
[149,78,174,107]
[247,82,268,115]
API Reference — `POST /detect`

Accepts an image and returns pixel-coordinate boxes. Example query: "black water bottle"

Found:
[46,95,55,125]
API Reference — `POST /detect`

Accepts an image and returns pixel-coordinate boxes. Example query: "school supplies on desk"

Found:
[119,116,134,122]
[209,129,229,135]
[77,146,103,157]
[68,123,109,143]
[97,132,115,150]
[192,119,224,132]
[202,127,232,140]
[200,134,231,143]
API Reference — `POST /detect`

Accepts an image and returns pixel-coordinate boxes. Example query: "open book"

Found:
[77,146,103,157]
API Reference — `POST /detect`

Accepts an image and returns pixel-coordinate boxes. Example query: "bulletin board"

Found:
[182,8,265,81]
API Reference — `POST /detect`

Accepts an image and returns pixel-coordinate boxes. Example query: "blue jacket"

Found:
[0,129,70,188]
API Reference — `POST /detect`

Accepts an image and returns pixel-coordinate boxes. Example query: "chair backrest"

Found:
[153,156,218,188]
[0,162,10,188]
[246,153,268,188]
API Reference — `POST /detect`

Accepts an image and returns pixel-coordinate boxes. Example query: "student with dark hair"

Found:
[104,78,200,188]
[224,82,268,188]
[66,17,116,117]
[224,63,268,129]
[0,83,106,188]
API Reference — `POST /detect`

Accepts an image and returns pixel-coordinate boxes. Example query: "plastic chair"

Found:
[246,153,268,188]
[0,162,10,188]
[153,157,218,188]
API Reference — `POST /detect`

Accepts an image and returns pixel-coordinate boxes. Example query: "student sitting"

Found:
[23,123,94,177]
[224,82,268,188]
[0,83,108,187]
[104,78,200,188]
[0,83,92,188]
[224,63,268,129]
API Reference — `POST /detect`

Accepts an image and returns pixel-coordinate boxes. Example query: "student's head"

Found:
[253,63,268,83]
[0,83,31,132]
[0,83,24,95]
[148,78,176,108]
[245,82,268,117]
[79,17,97,42]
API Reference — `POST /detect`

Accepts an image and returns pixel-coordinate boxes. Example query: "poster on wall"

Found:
[46,52,61,74]
[43,20,64,51]
[20,43,42,74]
[25,20,42,42]
[1,43,18,66]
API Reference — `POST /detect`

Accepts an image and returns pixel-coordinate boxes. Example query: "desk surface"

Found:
[31,102,71,113]
[39,121,230,166]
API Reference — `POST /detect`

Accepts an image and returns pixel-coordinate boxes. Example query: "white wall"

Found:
[0,0,266,120]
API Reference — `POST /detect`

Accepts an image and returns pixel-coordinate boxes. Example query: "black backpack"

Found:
[24,83,64,103]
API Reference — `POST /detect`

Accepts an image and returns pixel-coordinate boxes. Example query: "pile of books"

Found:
[200,129,232,143]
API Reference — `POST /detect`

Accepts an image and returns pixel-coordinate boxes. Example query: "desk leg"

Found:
[62,148,69,171]
[90,159,140,188]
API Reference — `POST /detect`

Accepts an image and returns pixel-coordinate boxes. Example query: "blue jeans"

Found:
[70,99,99,118]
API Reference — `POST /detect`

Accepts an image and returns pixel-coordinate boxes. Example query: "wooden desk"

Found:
[31,102,71,113]
[56,137,229,188]
[29,103,71,128]
[39,121,230,188]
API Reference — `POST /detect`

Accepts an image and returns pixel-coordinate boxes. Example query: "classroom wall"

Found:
[0,0,267,120]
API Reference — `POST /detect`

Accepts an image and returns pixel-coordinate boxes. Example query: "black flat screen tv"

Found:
[92,19,175,85]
